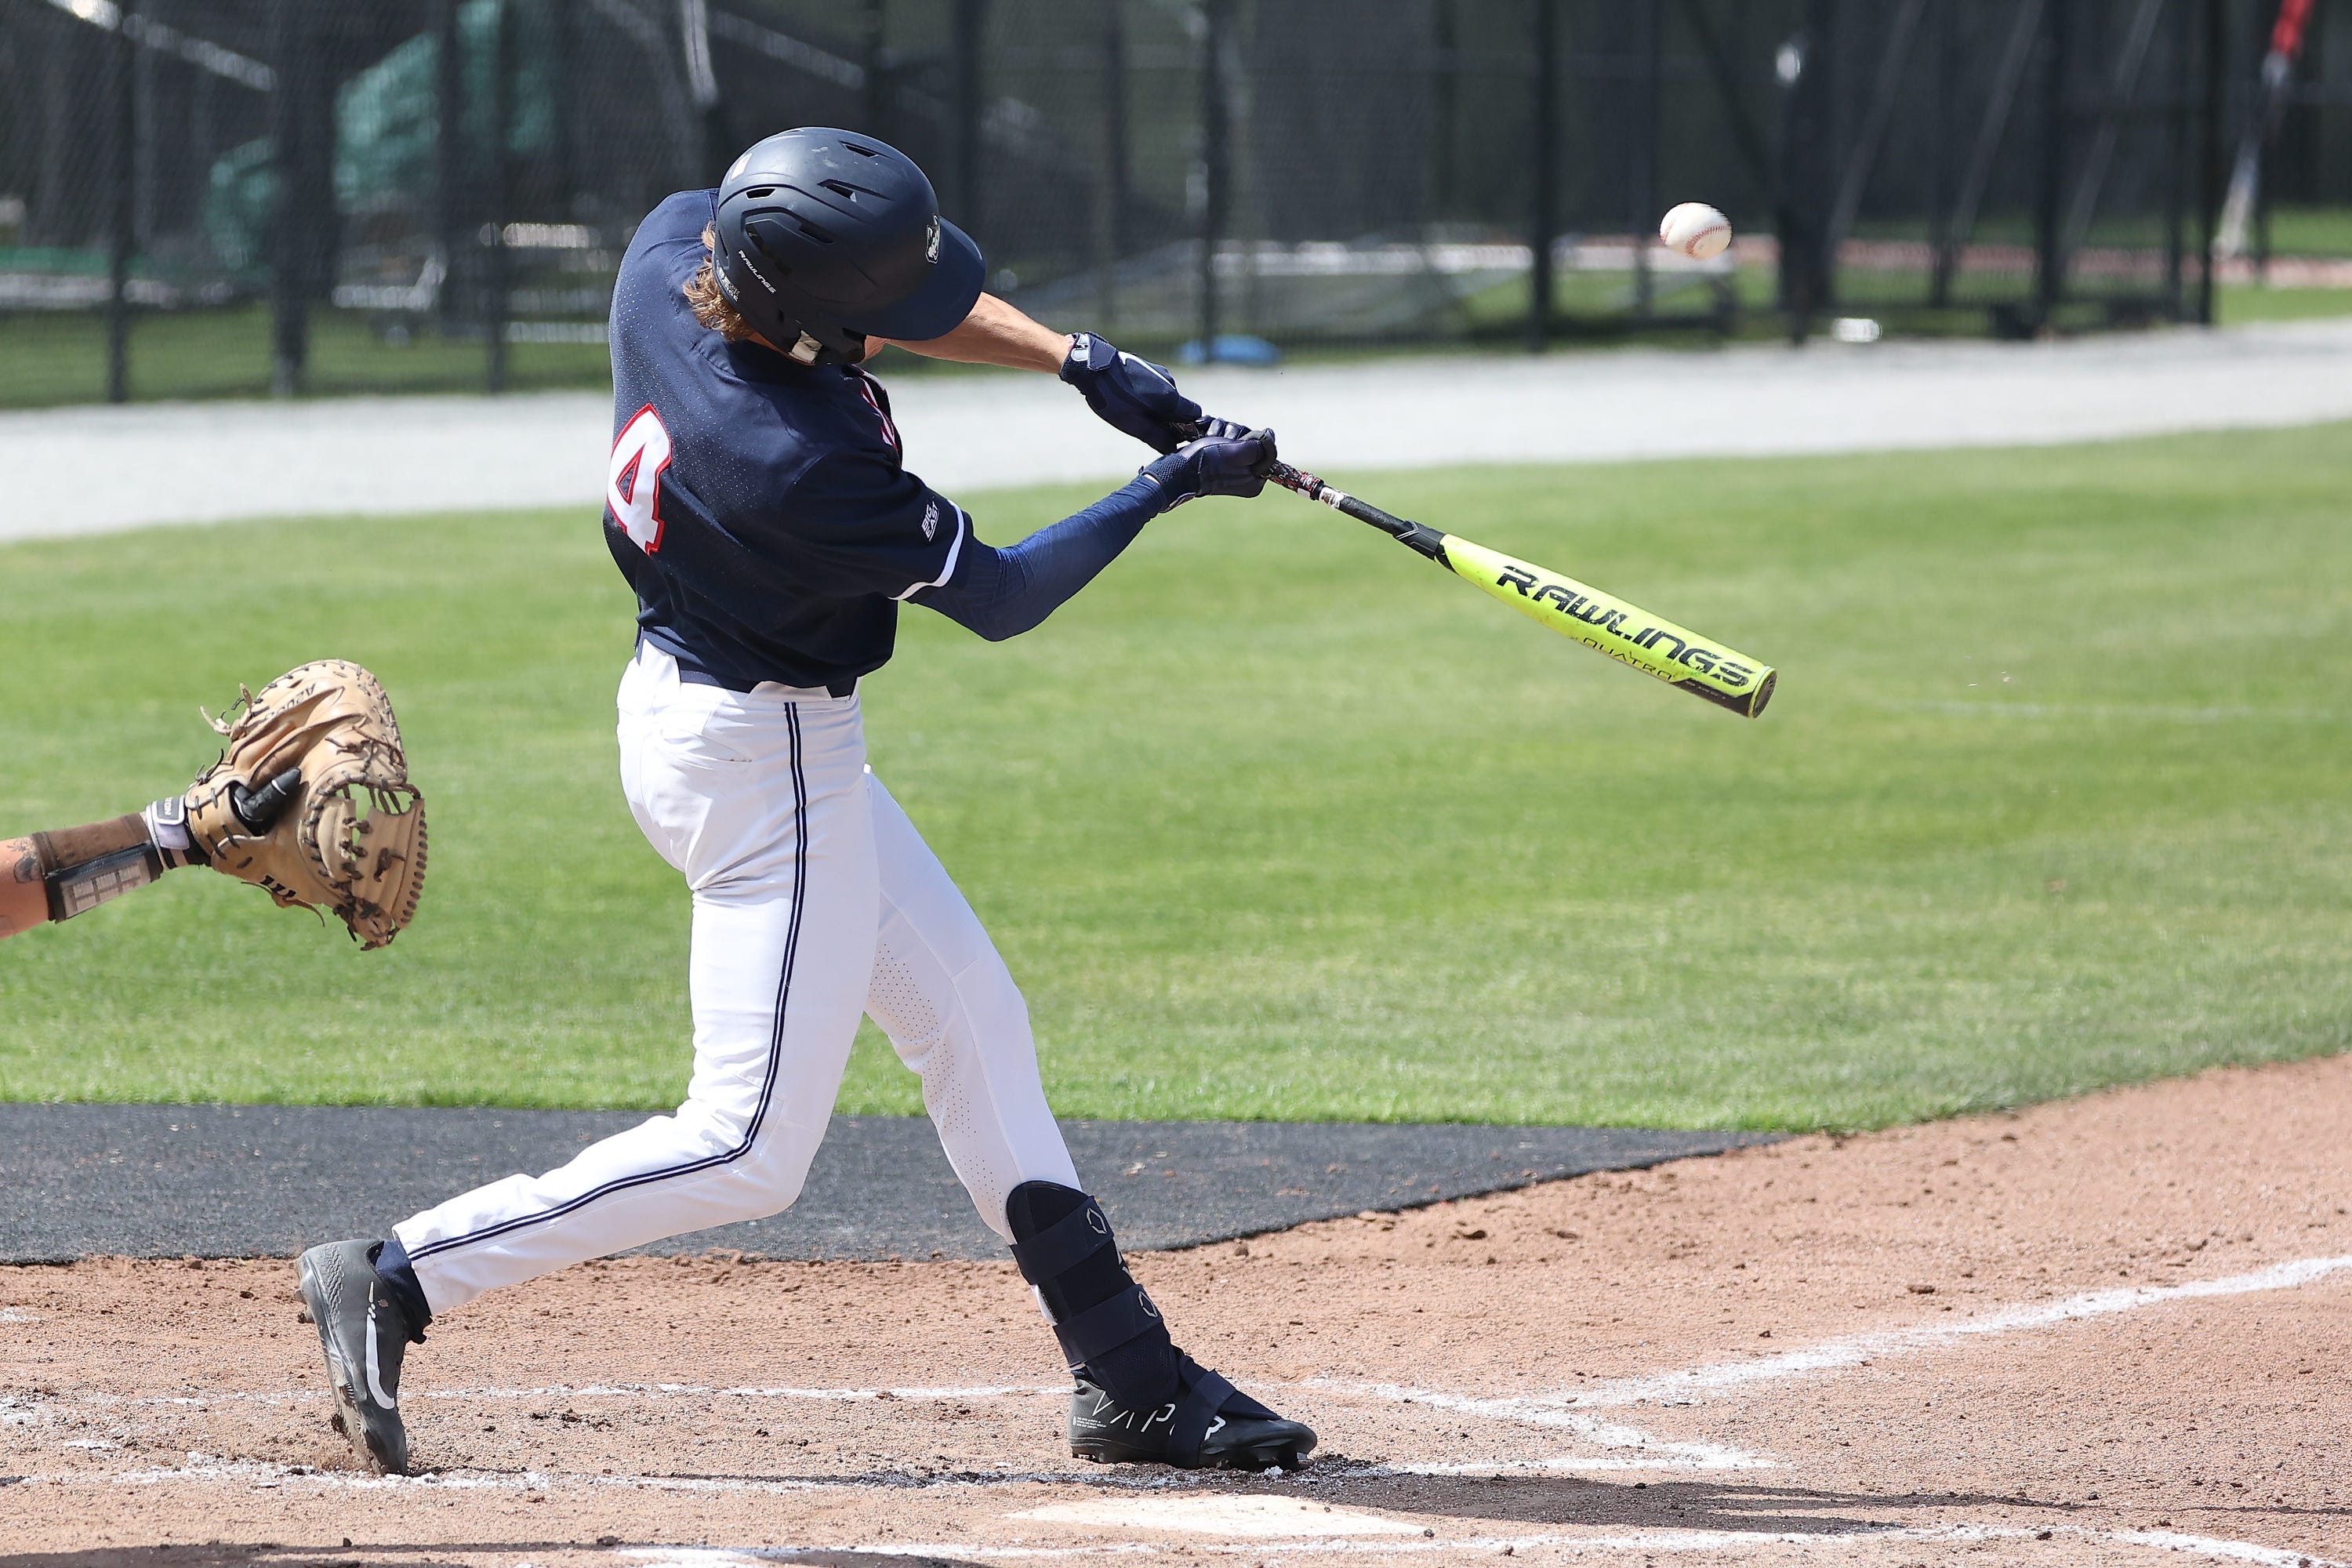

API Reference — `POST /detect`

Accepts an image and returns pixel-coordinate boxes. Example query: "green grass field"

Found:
[2,427,2347,1129]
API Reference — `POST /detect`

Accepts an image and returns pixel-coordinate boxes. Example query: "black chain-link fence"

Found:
[4,0,2349,406]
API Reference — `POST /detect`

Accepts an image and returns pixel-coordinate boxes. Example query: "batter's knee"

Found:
[953,953,1031,1045]
[667,1099,826,1222]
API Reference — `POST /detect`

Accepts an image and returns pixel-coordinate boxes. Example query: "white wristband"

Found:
[144,797,192,852]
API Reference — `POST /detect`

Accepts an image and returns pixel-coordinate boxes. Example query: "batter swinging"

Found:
[295,129,1313,1476]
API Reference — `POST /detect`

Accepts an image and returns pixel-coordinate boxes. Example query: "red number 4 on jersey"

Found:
[608,405,673,553]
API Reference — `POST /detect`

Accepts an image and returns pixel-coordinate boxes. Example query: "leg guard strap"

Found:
[1007,1195,1116,1283]
[1053,1282,1167,1371]
[1167,1356,1239,1469]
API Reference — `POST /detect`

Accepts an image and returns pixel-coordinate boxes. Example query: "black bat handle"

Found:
[1172,423,1448,562]
[1265,461,1450,563]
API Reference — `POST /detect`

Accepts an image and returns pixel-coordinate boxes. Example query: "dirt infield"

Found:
[5,1057,2350,1568]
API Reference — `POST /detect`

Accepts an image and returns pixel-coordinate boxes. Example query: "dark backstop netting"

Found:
[3,0,2348,405]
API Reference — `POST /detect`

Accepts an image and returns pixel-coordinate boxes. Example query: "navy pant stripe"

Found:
[409,706,811,1263]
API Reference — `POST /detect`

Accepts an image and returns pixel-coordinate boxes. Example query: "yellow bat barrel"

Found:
[1438,535,1777,718]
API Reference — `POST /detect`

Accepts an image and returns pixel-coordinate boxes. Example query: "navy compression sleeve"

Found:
[913,473,1167,641]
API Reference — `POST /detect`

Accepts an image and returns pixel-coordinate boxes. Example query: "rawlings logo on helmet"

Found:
[737,249,780,296]
[925,217,942,264]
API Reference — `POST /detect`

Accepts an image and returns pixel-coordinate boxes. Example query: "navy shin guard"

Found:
[1005,1181,1179,1409]
[1007,1181,1316,1470]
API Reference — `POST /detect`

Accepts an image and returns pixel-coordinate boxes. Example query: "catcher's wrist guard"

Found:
[32,815,165,923]
[185,660,426,950]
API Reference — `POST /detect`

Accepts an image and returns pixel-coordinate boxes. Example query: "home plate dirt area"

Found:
[7,1058,2350,1568]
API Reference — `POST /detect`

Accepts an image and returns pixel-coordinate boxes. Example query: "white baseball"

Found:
[1659,201,1732,260]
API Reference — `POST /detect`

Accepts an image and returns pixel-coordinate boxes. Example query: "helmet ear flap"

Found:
[713,215,866,362]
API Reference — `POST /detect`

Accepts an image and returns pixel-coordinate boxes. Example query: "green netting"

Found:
[335,32,440,216]
[202,0,561,272]
[205,137,274,275]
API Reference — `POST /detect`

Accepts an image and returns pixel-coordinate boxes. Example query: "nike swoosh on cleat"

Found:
[364,1301,398,1409]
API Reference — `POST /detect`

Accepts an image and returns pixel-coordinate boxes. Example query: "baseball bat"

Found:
[1266,459,1777,719]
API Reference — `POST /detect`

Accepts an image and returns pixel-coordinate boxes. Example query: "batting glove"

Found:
[1063,332,1231,454]
[1142,427,1277,510]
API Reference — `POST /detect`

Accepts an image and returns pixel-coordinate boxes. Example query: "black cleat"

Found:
[296,1239,418,1475]
[1069,1357,1316,1471]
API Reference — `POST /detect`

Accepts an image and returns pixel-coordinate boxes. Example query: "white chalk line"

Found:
[1366,1410,1773,1475]
[0,1382,1069,1461]
[1319,1253,2352,1432]
[4,1380,1063,1417]
[1014,1495,1422,1537]
[2,1454,1237,1497]
[1379,1446,1768,1475]
[421,1381,1062,1404]
[615,1523,2347,1566]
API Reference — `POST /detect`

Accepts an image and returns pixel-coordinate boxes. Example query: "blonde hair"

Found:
[683,224,757,342]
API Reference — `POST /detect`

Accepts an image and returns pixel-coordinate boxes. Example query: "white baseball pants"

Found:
[394,644,1081,1315]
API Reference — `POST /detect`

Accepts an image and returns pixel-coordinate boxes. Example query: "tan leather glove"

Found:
[185,660,426,950]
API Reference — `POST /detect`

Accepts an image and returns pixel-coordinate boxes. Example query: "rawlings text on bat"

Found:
[1271,463,1777,719]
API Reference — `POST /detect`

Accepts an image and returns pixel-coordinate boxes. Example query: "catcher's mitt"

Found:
[185,660,426,950]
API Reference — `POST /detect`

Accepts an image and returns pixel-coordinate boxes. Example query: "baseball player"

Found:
[1,662,423,949]
[295,129,1315,1478]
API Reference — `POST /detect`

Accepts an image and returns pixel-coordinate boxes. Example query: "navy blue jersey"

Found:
[601,189,968,691]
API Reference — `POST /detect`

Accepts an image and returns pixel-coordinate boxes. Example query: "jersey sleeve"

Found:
[912,470,1166,641]
[771,445,970,602]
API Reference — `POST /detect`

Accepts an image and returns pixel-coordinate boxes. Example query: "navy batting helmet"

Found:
[710,128,985,363]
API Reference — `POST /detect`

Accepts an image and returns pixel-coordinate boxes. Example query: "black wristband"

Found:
[43,844,165,923]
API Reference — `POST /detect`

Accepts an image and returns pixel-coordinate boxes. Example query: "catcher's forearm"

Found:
[0,839,43,938]
[0,804,203,939]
